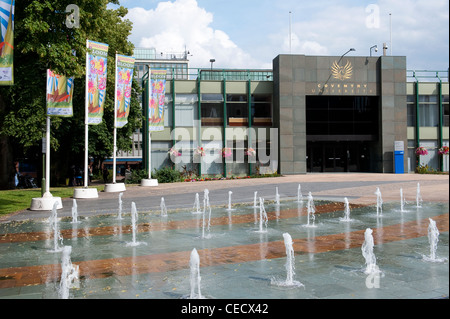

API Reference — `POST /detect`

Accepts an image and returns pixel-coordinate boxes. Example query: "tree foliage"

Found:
[0,0,142,187]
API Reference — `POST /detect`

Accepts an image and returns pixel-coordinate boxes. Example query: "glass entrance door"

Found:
[307,141,373,173]
[324,144,346,172]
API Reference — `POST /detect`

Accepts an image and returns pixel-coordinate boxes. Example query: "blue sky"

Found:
[113,0,449,71]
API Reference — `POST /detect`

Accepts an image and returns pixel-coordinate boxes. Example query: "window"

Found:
[443,95,449,127]
[227,94,248,126]
[175,94,198,127]
[419,140,439,170]
[419,95,439,127]
[251,94,272,126]
[407,95,416,126]
[201,140,223,175]
[201,94,223,126]
[151,141,172,170]
[164,96,173,127]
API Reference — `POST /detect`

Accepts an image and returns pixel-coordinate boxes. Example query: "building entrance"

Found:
[306,95,379,172]
[307,141,371,173]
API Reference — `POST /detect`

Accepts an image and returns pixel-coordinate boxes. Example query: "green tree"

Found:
[0,0,142,188]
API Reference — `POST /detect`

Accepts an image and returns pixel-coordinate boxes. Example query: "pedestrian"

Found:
[102,165,109,183]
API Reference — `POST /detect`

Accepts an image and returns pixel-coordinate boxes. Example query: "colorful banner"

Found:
[0,0,14,85]
[86,40,109,125]
[46,70,74,117]
[148,69,167,132]
[115,54,135,128]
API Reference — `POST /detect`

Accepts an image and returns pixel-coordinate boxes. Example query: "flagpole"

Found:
[141,68,158,187]
[43,116,51,197]
[148,68,152,180]
[30,71,63,210]
[73,39,98,199]
[84,40,89,188]
[104,52,126,192]
[113,52,118,184]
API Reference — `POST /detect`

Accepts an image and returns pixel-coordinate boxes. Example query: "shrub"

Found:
[125,169,148,184]
[153,167,181,183]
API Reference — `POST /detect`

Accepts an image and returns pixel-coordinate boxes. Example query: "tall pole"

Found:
[84,39,89,188]
[289,11,292,54]
[389,13,392,56]
[43,116,51,197]
[147,68,152,180]
[113,52,118,184]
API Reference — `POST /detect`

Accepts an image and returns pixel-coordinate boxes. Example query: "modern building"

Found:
[116,51,449,176]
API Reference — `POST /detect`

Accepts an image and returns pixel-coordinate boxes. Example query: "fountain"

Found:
[59,246,80,299]
[1,179,449,300]
[161,197,168,217]
[303,192,316,227]
[340,197,352,222]
[423,218,447,262]
[227,191,235,211]
[255,197,268,233]
[297,184,303,202]
[192,193,201,214]
[188,248,204,299]
[118,192,124,220]
[253,191,258,208]
[48,201,63,252]
[271,233,304,288]
[126,202,146,247]
[275,187,280,206]
[71,199,79,224]
[375,187,383,216]
[201,189,212,239]
[361,228,380,274]
[400,188,407,212]
[416,183,423,208]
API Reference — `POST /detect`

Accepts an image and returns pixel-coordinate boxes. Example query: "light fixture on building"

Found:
[382,43,388,56]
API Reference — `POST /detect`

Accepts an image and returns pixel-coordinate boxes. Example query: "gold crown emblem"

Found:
[331,60,353,80]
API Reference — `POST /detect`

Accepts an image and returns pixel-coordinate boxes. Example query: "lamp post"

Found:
[338,48,356,64]
[370,45,378,56]
[343,48,356,57]
[210,59,215,70]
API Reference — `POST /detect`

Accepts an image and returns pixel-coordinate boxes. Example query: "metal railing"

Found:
[137,67,273,82]
[407,70,448,82]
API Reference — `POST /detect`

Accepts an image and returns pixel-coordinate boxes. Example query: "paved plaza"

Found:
[2,173,449,221]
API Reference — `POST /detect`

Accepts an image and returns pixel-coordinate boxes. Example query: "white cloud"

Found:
[266,0,448,70]
[124,0,448,71]
[126,0,267,69]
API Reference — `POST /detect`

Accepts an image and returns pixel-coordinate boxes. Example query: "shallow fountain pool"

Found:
[0,197,448,299]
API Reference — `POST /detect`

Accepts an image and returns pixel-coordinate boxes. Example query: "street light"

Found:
[343,48,356,56]
[210,59,215,70]
[370,45,378,56]
[338,48,356,64]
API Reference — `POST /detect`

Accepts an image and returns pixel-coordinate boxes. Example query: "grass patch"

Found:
[0,186,104,216]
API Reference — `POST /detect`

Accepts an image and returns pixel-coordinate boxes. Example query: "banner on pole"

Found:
[148,69,167,132]
[115,54,135,128]
[86,40,109,125]
[0,0,15,85]
[46,70,74,117]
